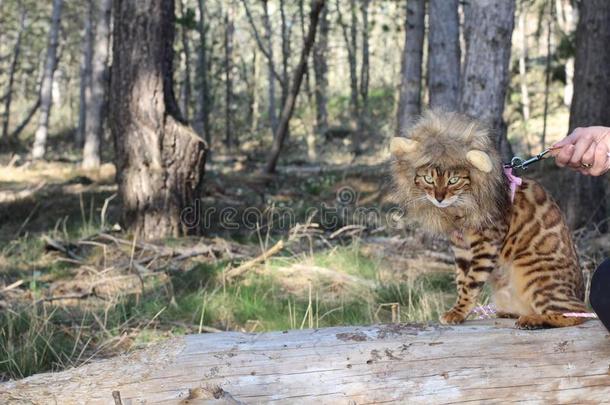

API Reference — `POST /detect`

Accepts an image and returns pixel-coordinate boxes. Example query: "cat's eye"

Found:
[448,176,460,185]
[423,175,434,184]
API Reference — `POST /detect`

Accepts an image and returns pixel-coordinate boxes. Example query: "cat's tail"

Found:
[517,300,590,329]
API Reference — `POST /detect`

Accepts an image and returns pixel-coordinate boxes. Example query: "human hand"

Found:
[550,126,610,176]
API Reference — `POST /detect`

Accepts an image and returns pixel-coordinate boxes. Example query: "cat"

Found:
[390,110,587,329]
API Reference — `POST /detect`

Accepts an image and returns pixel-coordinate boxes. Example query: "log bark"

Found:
[3,320,609,403]
[559,0,610,230]
[427,0,460,111]
[82,0,112,169]
[264,0,325,174]
[31,0,63,160]
[459,0,515,161]
[396,0,425,135]
[110,0,207,240]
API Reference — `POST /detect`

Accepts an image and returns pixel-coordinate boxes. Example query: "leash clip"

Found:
[508,148,552,170]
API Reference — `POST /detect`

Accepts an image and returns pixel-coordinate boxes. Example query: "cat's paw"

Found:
[515,315,546,330]
[440,308,467,325]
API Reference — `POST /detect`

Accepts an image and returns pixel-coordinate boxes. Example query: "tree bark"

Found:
[459,0,515,161]
[354,0,370,147]
[560,0,610,230]
[77,1,93,148]
[541,0,555,151]
[279,0,291,112]
[517,2,531,153]
[82,0,112,170]
[31,0,63,160]
[427,0,460,111]
[396,0,425,135]
[195,0,210,144]
[223,3,235,149]
[1,6,26,141]
[336,0,358,118]
[262,0,278,135]
[179,0,192,121]
[110,0,207,240]
[264,0,325,174]
[4,320,609,403]
[556,0,576,107]
[313,4,329,135]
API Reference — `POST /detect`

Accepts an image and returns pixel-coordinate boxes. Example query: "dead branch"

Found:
[225,240,285,280]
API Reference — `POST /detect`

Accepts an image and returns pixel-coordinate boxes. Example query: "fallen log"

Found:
[2,320,609,404]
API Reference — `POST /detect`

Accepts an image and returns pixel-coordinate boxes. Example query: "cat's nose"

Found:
[435,196,444,203]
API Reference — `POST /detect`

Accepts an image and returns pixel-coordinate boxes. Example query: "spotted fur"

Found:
[391,111,586,329]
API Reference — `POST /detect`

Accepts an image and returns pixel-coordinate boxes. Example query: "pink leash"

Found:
[469,304,598,320]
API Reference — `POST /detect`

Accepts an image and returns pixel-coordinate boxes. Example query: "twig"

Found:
[225,240,284,280]
[2,279,24,292]
[112,390,123,405]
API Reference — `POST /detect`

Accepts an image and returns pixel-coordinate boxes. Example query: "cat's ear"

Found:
[390,137,419,159]
[466,150,493,173]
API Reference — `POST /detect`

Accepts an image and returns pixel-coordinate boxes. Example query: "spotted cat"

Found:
[390,111,587,329]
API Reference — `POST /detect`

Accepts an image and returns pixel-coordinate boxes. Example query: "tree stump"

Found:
[2,320,609,404]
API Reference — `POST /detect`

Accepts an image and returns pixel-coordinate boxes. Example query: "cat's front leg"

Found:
[440,235,499,325]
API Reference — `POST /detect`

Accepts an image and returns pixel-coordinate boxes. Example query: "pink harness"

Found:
[503,166,522,202]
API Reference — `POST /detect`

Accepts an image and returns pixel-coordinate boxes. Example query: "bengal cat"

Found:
[391,111,587,329]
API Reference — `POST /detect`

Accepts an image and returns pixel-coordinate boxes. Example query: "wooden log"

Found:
[2,320,609,404]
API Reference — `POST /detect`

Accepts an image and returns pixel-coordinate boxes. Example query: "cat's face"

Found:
[414,167,471,208]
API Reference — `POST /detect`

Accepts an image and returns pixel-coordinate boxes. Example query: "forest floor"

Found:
[1,150,608,381]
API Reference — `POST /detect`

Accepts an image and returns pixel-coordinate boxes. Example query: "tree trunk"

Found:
[396,0,425,135]
[313,4,329,135]
[556,0,576,107]
[76,1,93,148]
[1,6,26,141]
[299,0,313,104]
[82,0,112,170]
[31,0,63,160]
[223,4,234,149]
[459,0,515,161]
[195,0,210,143]
[179,0,192,121]
[336,0,358,119]
[4,320,609,403]
[517,2,531,153]
[262,0,278,135]
[541,0,555,151]
[279,0,291,111]
[560,0,610,230]
[110,0,207,240]
[354,0,370,155]
[427,0,460,111]
[264,0,325,174]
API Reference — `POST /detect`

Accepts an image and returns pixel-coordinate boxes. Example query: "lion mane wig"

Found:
[390,110,511,234]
